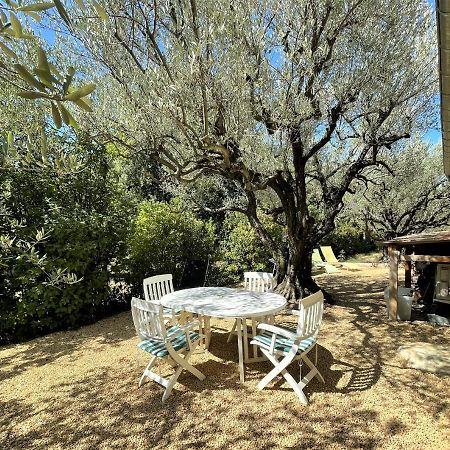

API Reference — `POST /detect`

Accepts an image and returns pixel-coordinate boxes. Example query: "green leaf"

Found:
[73,98,92,112]
[74,0,85,8]
[14,63,47,90]
[62,67,75,94]
[73,97,92,112]
[64,83,96,100]
[25,11,42,22]
[9,12,22,38]
[20,33,38,40]
[49,63,63,81]
[53,0,71,28]
[37,47,51,73]
[17,2,55,12]
[51,101,62,128]
[34,68,57,88]
[40,130,48,160]
[0,41,18,59]
[92,1,108,20]
[17,90,50,99]
[7,131,14,148]
[57,102,77,128]
[5,0,19,8]
[26,135,33,153]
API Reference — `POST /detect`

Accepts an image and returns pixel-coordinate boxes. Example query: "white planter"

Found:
[384,287,413,321]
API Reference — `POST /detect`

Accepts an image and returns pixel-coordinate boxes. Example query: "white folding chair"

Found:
[250,291,325,405]
[131,297,206,402]
[143,274,191,324]
[143,274,175,308]
[227,272,275,343]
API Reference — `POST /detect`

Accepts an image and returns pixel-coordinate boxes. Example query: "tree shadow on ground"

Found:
[1,269,449,449]
[0,314,136,383]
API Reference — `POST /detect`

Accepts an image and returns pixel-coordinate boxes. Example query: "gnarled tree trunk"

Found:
[274,243,334,306]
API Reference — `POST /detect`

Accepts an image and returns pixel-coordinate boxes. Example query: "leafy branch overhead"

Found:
[0,0,103,128]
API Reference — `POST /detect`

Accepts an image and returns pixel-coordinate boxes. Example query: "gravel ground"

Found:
[1,267,449,450]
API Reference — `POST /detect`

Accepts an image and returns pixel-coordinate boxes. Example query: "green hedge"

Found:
[210,212,283,285]
[127,198,215,291]
[0,142,132,344]
[320,221,375,258]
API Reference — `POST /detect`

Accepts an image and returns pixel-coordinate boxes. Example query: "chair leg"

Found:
[257,348,295,390]
[257,348,319,405]
[163,365,184,402]
[227,320,237,343]
[301,353,325,384]
[169,340,206,381]
[281,371,309,405]
[139,355,158,387]
[161,340,205,402]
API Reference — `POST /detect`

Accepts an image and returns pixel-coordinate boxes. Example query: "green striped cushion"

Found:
[253,330,316,354]
[137,326,200,358]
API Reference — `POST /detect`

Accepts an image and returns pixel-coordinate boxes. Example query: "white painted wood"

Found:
[228,272,275,349]
[244,271,274,293]
[250,290,325,405]
[160,287,286,382]
[131,297,205,401]
[143,274,174,302]
[160,287,286,318]
[236,318,245,383]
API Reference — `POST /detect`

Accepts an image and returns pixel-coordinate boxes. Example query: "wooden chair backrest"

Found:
[244,272,274,292]
[131,297,166,342]
[143,274,174,302]
[296,291,324,339]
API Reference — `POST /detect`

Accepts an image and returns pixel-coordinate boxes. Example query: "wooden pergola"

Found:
[384,230,450,320]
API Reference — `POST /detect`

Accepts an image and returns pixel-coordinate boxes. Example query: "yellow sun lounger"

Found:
[320,246,361,271]
[312,249,339,274]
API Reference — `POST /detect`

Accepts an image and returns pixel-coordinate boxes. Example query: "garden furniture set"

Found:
[131,272,325,405]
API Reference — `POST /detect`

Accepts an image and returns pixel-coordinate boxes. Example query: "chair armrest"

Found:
[176,320,201,332]
[257,323,297,340]
[165,320,202,342]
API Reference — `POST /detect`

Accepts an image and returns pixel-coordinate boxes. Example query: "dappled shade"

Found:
[1,268,449,449]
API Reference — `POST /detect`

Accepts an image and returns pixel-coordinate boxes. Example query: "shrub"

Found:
[127,198,215,290]
[210,212,284,285]
[0,141,132,344]
[320,221,375,259]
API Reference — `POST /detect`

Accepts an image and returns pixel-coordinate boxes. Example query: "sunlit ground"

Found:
[1,267,449,449]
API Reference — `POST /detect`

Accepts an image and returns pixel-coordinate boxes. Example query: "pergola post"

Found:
[388,244,399,320]
[404,261,412,288]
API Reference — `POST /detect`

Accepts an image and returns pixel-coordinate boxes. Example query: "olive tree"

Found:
[55,0,437,301]
[362,140,450,240]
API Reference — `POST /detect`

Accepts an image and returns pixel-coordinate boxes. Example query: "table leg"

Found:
[243,318,249,363]
[252,319,258,359]
[204,315,211,351]
[236,318,245,382]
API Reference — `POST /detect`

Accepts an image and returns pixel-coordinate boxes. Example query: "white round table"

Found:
[161,287,287,382]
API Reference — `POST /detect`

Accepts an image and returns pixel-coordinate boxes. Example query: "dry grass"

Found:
[1,267,449,450]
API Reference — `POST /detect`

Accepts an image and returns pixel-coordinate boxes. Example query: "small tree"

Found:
[363,140,450,240]
[54,0,437,301]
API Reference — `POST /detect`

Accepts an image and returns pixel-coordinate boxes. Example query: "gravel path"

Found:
[1,267,449,449]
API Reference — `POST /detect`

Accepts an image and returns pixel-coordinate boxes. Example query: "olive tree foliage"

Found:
[361,140,450,240]
[55,0,437,301]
